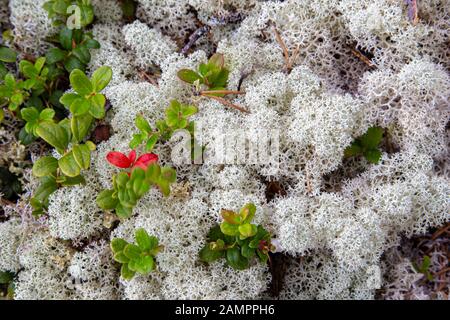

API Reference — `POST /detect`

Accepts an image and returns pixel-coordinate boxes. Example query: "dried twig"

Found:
[201,93,250,113]
[138,70,159,87]
[181,25,211,56]
[273,25,291,71]
[350,48,376,68]
[431,222,450,240]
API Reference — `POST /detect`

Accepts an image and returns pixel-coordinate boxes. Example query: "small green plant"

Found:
[199,203,275,270]
[413,255,434,281]
[46,27,100,73]
[177,53,229,94]
[29,66,112,216]
[43,0,94,28]
[129,100,197,151]
[344,126,384,164]
[0,46,17,83]
[111,228,163,280]
[97,151,177,219]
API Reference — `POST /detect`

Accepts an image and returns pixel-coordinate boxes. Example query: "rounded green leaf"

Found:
[238,223,257,239]
[226,247,249,270]
[135,228,152,251]
[88,93,106,119]
[114,252,130,264]
[69,69,93,96]
[72,46,91,65]
[0,47,17,63]
[111,238,128,253]
[59,27,73,51]
[71,113,93,143]
[70,98,90,115]
[239,203,256,224]
[135,114,151,134]
[123,244,141,260]
[181,104,198,117]
[58,151,81,177]
[90,66,112,92]
[39,108,55,121]
[160,167,176,183]
[177,69,201,84]
[72,144,91,170]
[364,149,382,164]
[36,121,69,152]
[97,189,118,210]
[64,56,84,73]
[120,263,135,280]
[199,244,224,263]
[32,156,58,177]
[46,47,66,64]
[115,203,133,219]
[145,133,159,152]
[220,222,239,236]
[21,107,40,122]
[59,93,79,108]
[221,209,241,225]
[135,255,154,274]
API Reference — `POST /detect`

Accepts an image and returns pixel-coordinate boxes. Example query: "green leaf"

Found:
[111,238,128,254]
[239,203,256,224]
[177,69,201,84]
[241,242,255,259]
[226,247,249,270]
[33,176,57,204]
[36,121,69,152]
[134,255,154,274]
[361,126,383,150]
[0,47,17,63]
[199,244,224,263]
[238,223,257,239]
[220,222,239,236]
[58,151,81,177]
[46,47,66,64]
[344,142,362,158]
[72,46,91,65]
[90,66,112,92]
[145,133,159,152]
[135,228,153,251]
[21,107,40,122]
[34,57,46,73]
[71,113,93,143]
[123,244,141,260]
[60,175,85,186]
[69,69,93,96]
[0,109,3,123]
[115,203,133,219]
[59,93,79,108]
[96,189,118,210]
[72,144,91,170]
[160,167,176,183]
[70,97,90,115]
[88,93,106,119]
[364,149,382,164]
[181,104,198,117]
[120,263,135,280]
[64,56,84,73]
[84,39,100,49]
[39,108,55,121]
[59,27,73,51]
[114,252,130,264]
[145,164,161,183]
[135,114,151,133]
[32,156,58,177]
[221,209,241,225]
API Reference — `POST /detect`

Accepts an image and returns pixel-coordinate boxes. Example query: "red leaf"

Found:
[128,150,137,164]
[106,151,132,168]
[133,153,158,170]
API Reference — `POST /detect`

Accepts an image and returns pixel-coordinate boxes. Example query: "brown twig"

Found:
[273,25,291,71]
[350,48,375,68]
[201,94,250,113]
[431,223,450,240]
[138,70,159,87]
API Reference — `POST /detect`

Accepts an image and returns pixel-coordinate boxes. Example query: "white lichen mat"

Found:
[1,0,449,300]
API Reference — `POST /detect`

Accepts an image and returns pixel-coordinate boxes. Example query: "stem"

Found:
[201,94,250,114]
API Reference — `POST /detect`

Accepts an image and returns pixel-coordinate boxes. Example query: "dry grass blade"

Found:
[202,94,250,113]
[273,25,291,71]
[138,70,159,87]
